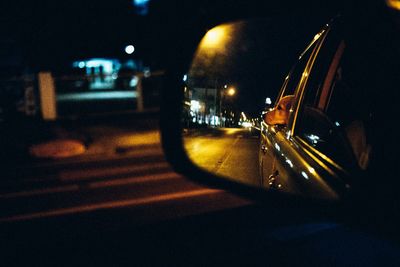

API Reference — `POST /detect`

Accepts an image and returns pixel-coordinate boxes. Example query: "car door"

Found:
[266,23,365,199]
[291,35,373,196]
[260,29,323,192]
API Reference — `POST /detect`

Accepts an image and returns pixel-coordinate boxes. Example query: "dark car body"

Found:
[259,17,389,200]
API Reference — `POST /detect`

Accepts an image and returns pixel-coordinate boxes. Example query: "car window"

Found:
[278,35,320,100]
[324,57,372,170]
[294,34,370,169]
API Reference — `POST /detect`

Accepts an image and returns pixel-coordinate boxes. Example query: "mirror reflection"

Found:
[182,18,373,200]
[183,20,277,187]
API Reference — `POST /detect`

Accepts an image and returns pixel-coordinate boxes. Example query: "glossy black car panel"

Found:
[260,18,378,200]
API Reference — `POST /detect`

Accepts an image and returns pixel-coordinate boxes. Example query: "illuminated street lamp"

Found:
[219,86,237,127]
[386,0,400,10]
[202,26,227,48]
[227,87,236,96]
[125,45,135,55]
[198,25,231,54]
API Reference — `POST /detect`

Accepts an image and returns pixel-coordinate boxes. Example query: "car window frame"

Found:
[289,25,359,173]
[287,27,330,136]
[274,32,324,105]
[264,29,327,135]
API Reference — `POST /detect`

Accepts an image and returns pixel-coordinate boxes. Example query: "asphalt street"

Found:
[2,120,399,267]
[0,123,251,223]
[184,127,260,187]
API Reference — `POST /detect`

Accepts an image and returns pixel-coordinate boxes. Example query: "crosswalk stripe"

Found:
[60,162,171,181]
[0,188,223,223]
[0,185,81,199]
[88,172,181,188]
[15,146,163,171]
[0,171,181,199]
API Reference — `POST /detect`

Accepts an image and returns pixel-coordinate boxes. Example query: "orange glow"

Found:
[227,87,236,96]
[202,26,227,47]
[386,0,400,10]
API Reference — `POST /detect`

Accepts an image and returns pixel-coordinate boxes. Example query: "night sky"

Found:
[0,1,344,65]
[1,0,346,115]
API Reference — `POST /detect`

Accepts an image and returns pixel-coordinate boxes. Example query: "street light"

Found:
[227,87,236,96]
[125,45,135,55]
[201,26,227,48]
[387,0,400,11]
[219,86,237,127]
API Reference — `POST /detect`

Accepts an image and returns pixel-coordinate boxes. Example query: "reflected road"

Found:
[184,128,260,186]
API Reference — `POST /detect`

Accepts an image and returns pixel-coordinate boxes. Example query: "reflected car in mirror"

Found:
[180,16,384,201]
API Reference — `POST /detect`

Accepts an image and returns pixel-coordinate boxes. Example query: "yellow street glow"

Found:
[201,26,227,48]
[227,87,236,96]
[387,0,400,10]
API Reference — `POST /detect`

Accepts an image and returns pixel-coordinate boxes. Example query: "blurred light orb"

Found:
[227,87,236,96]
[125,45,135,55]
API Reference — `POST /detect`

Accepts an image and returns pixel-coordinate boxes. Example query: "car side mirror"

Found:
[159,6,400,238]
[264,95,294,126]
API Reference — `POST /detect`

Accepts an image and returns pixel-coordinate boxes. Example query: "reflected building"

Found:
[187,87,218,126]
[183,83,239,128]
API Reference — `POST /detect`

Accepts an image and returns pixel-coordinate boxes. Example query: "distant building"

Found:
[71,58,140,91]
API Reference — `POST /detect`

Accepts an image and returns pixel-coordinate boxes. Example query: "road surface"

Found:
[184,127,260,187]
[0,129,251,223]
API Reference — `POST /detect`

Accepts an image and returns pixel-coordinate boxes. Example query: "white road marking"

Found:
[213,136,241,172]
[0,185,80,199]
[88,172,181,188]
[17,147,164,170]
[0,172,180,199]
[60,162,171,181]
[0,188,223,223]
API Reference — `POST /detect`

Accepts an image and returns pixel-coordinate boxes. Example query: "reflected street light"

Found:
[387,0,400,10]
[219,86,237,127]
[227,87,236,96]
[202,26,227,47]
[198,25,230,52]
